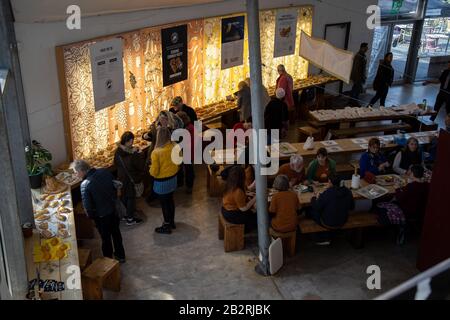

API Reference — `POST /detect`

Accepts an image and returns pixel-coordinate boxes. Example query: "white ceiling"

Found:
[11,0,227,23]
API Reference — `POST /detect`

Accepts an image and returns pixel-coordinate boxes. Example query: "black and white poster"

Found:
[221,15,245,70]
[89,38,125,112]
[274,9,298,58]
[162,24,188,87]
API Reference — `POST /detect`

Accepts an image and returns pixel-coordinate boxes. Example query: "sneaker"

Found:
[315,241,331,246]
[114,255,126,263]
[155,223,171,234]
[170,222,176,229]
[126,217,144,226]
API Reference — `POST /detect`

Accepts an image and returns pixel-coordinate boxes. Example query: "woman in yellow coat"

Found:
[150,127,179,234]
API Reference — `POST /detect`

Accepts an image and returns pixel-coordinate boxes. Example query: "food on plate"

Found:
[40,229,53,239]
[58,229,69,238]
[58,206,71,214]
[40,202,50,209]
[56,192,67,200]
[42,251,52,261]
[49,201,59,208]
[58,223,66,230]
[38,222,48,230]
[36,214,50,221]
[55,249,66,259]
[44,176,64,193]
[59,243,68,251]
[35,208,49,215]
[56,213,67,222]
[50,238,60,246]
[45,194,55,201]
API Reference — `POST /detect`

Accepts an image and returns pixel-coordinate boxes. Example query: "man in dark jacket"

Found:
[424,62,450,121]
[74,159,126,263]
[350,43,369,106]
[169,96,198,124]
[307,175,355,245]
[264,88,289,143]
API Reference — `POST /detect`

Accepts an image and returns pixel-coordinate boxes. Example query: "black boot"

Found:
[155,223,172,234]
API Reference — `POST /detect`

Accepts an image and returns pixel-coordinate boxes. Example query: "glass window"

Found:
[368,26,391,84]
[380,0,421,18]
[426,0,450,17]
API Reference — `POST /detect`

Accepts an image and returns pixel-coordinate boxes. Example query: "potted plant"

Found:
[25,140,53,189]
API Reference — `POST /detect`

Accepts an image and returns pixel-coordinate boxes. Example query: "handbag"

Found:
[117,154,144,198]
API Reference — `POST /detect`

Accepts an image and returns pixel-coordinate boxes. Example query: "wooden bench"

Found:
[218,214,245,252]
[330,123,412,139]
[269,228,296,257]
[336,163,356,176]
[81,257,121,300]
[299,211,380,248]
[298,126,321,142]
[207,165,225,197]
[78,248,92,272]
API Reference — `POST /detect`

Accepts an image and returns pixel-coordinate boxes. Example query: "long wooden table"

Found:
[25,188,83,300]
[268,130,438,161]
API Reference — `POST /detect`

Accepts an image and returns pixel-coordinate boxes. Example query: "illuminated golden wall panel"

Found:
[58,6,312,160]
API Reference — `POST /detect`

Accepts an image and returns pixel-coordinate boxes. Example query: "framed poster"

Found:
[161,24,188,87]
[274,9,298,58]
[89,38,125,112]
[221,15,245,70]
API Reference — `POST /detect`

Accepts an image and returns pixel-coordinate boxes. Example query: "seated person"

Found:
[222,166,256,231]
[277,154,305,187]
[245,164,255,191]
[359,138,390,179]
[269,175,300,233]
[393,137,424,175]
[395,164,430,221]
[306,175,355,245]
[306,148,336,183]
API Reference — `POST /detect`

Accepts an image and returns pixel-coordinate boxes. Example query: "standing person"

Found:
[245,77,271,110]
[393,137,424,175]
[74,160,125,263]
[169,96,198,124]
[307,174,355,245]
[234,81,252,122]
[359,138,390,179]
[306,148,336,183]
[176,111,195,194]
[114,132,144,226]
[269,175,300,233]
[150,127,179,234]
[424,62,450,121]
[264,88,289,143]
[350,43,369,106]
[221,166,257,232]
[276,64,294,111]
[369,52,394,107]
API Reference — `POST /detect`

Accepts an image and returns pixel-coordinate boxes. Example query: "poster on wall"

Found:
[89,38,125,112]
[274,9,298,58]
[221,15,245,70]
[161,24,188,87]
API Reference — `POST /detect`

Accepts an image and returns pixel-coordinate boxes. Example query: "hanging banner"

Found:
[274,9,298,58]
[299,31,354,83]
[89,38,125,112]
[221,15,245,70]
[161,24,188,87]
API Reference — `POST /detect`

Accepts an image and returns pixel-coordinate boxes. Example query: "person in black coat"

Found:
[369,52,394,107]
[75,159,126,262]
[306,174,355,245]
[169,96,198,124]
[423,61,450,121]
[114,131,144,226]
[264,88,289,143]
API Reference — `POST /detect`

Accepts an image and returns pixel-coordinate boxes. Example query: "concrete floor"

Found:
[81,83,444,300]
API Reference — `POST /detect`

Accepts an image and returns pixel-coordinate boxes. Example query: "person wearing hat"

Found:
[264,88,289,143]
[169,96,198,124]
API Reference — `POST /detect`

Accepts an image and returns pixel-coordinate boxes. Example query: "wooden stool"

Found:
[298,126,320,142]
[78,248,92,272]
[218,214,245,252]
[82,257,120,300]
[269,227,296,257]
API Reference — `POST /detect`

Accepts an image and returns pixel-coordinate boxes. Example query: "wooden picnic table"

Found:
[25,188,83,300]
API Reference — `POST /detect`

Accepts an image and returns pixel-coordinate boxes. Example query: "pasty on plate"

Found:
[40,229,53,239]
[58,229,69,238]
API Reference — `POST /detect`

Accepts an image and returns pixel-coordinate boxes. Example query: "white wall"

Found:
[14,0,376,165]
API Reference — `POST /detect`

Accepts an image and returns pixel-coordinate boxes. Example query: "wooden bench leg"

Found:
[103,266,121,292]
[218,214,224,240]
[224,224,245,252]
[82,277,103,300]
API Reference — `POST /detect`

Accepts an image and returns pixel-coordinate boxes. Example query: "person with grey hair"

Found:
[74,159,126,263]
[269,174,300,233]
[234,81,252,122]
[276,154,305,187]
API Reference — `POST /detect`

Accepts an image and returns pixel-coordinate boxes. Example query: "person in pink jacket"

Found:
[276,64,294,111]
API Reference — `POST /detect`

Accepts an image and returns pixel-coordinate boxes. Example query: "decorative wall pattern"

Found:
[60,6,312,160]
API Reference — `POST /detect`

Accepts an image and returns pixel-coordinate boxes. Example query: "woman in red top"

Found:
[276,64,294,110]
